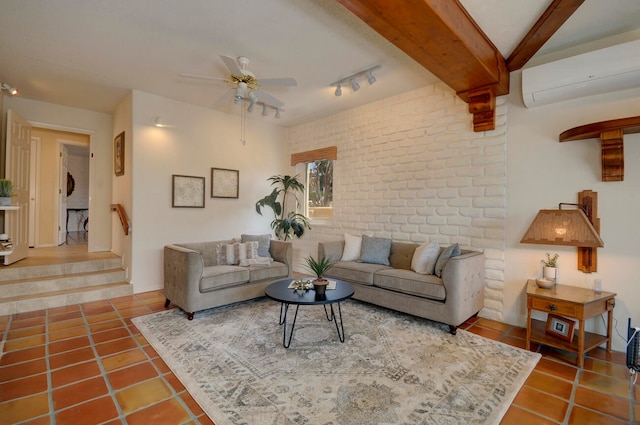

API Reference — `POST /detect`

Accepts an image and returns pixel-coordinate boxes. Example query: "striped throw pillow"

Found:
[216,241,259,265]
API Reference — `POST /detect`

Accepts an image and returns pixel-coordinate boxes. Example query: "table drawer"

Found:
[530,297,578,316]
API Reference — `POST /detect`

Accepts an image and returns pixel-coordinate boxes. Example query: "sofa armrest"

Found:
[163,244,205,309]
[440,251,486,322]
[318,240,345,262]
[269,240,293,277]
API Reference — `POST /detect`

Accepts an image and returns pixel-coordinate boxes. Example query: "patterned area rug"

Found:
[133,299,540,425]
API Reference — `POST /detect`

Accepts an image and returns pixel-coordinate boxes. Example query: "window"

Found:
[306,159,333,220]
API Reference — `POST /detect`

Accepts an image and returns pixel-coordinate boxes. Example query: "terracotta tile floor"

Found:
[0,292,637,424]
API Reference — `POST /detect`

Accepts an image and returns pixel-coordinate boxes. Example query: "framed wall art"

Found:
[545,314,575,342]
[211,168,239,199]
[114,131,125,176]
[172,175,205,208]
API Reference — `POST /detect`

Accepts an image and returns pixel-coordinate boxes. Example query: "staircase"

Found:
[0,254,132,316]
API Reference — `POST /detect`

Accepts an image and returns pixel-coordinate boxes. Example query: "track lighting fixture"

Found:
[152,116,164,127]
[330,65,381,96]
[262,104,268,116]
[275,109,281,119]
[1,83,19,96]
[247,102,255,113]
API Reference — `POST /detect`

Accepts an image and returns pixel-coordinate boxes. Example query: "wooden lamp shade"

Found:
[520,209,603,247]
[521,190,602,273]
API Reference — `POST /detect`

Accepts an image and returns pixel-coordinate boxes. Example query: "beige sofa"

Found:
[164,238,292,319]
[319,240,485,334]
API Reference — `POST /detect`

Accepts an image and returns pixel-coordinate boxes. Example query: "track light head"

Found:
[334,84,342,97]
[350,77,360,91]
[262,104,268,116]
[275,109,281,119]
[247,102,255,113]
[1,83,19,96]
[366,70,376,85]
[152,116,164,127]
[248,91,258,103]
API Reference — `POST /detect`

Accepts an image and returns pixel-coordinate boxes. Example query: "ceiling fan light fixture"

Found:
[248,91,258,103]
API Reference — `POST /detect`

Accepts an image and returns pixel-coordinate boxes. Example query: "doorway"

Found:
[30,127,91,248]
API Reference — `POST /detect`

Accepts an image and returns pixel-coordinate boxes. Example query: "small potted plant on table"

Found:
[304,255,336,295]
[0,179,13,206]
[541,252,559,283]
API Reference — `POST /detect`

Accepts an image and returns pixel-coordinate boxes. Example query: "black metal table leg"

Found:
[330,302,346,343]
[280,303,300,348]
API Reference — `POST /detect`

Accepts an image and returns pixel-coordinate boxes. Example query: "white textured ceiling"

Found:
[1,0,639,126]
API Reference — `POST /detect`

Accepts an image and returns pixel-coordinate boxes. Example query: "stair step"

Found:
[0,281,133,315]
[0,257,123,282]
[0,268,127,297]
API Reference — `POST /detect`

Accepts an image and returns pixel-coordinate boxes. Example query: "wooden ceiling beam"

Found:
[507,0,586,72]
[336,0,508,131]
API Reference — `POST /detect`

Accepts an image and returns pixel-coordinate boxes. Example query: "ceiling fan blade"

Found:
[179,73,226,82]
[254,90,284,108]
[257,77,297,87]
[220,55,243,76]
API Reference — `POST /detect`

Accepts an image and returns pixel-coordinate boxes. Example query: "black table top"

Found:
[265,278,354,305]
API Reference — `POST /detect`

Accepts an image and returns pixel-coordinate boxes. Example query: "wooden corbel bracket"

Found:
[468,88,496,132]
[559,116,640,182]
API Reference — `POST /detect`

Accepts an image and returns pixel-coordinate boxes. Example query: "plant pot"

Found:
[313,279,329,295]
[0,197,12,206]
[543,266,558,282]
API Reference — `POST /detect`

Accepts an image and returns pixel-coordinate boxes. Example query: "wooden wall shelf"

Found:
[559,116,640,182]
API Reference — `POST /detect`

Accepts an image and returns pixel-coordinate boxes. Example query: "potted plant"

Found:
[0,179,13,206]
[304,255,336,295]
[541,252,559,282]
[255,174,311,241]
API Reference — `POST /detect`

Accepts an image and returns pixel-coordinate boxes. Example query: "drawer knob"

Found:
[548,304,557,311]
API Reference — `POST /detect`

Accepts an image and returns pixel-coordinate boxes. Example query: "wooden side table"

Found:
[525,279,616,368]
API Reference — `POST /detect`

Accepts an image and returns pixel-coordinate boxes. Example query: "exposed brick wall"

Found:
[287,82,506,321]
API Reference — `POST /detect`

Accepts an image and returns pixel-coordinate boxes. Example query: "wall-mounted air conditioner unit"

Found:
[522,39,640,108]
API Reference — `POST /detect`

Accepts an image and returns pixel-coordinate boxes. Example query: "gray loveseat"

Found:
[319,239,485,334]
[164,237,292,319]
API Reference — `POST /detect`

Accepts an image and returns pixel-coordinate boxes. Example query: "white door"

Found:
[58,144,68,245]
[4,110,31,265]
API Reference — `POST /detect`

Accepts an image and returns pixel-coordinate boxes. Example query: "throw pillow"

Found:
[411,241,440,275]
[358,235,392,265]
[240,234,271,258]
[434,243,461,277]
[341,233,362,261]
[389,242,419,270]
[216,241,259,265]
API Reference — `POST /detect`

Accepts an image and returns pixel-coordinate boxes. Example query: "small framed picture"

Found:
[172,175,205,208]
[545,314,575,342]
[211,168,239,199]
[114,131,125,176]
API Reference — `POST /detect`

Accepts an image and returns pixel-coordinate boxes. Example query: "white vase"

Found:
[543,266,558,282]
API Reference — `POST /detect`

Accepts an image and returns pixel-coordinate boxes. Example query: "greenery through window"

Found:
[306,160,333,220]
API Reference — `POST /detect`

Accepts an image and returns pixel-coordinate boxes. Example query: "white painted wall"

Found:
[288,82,508,321]
[505,71,640,353]
[127,91,288,293]
[2,97,112,252]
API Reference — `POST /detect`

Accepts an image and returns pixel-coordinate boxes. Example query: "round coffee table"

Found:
[265,278,354,348]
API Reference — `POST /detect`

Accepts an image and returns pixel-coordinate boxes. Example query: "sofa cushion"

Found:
[411,241,440,275]
[216,241,259,265]
[435,243,461,277]
[248,261,289,282]
[326,261,391,285]
[358,235,392,265]
[200,265,250,292]
[179,239,234,266]
[374,269,446,301]
[389,242,419,270]
[241,234,271,258]
[341,233,362,261]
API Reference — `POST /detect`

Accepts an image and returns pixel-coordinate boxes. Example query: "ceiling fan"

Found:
[180,55,297,115]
